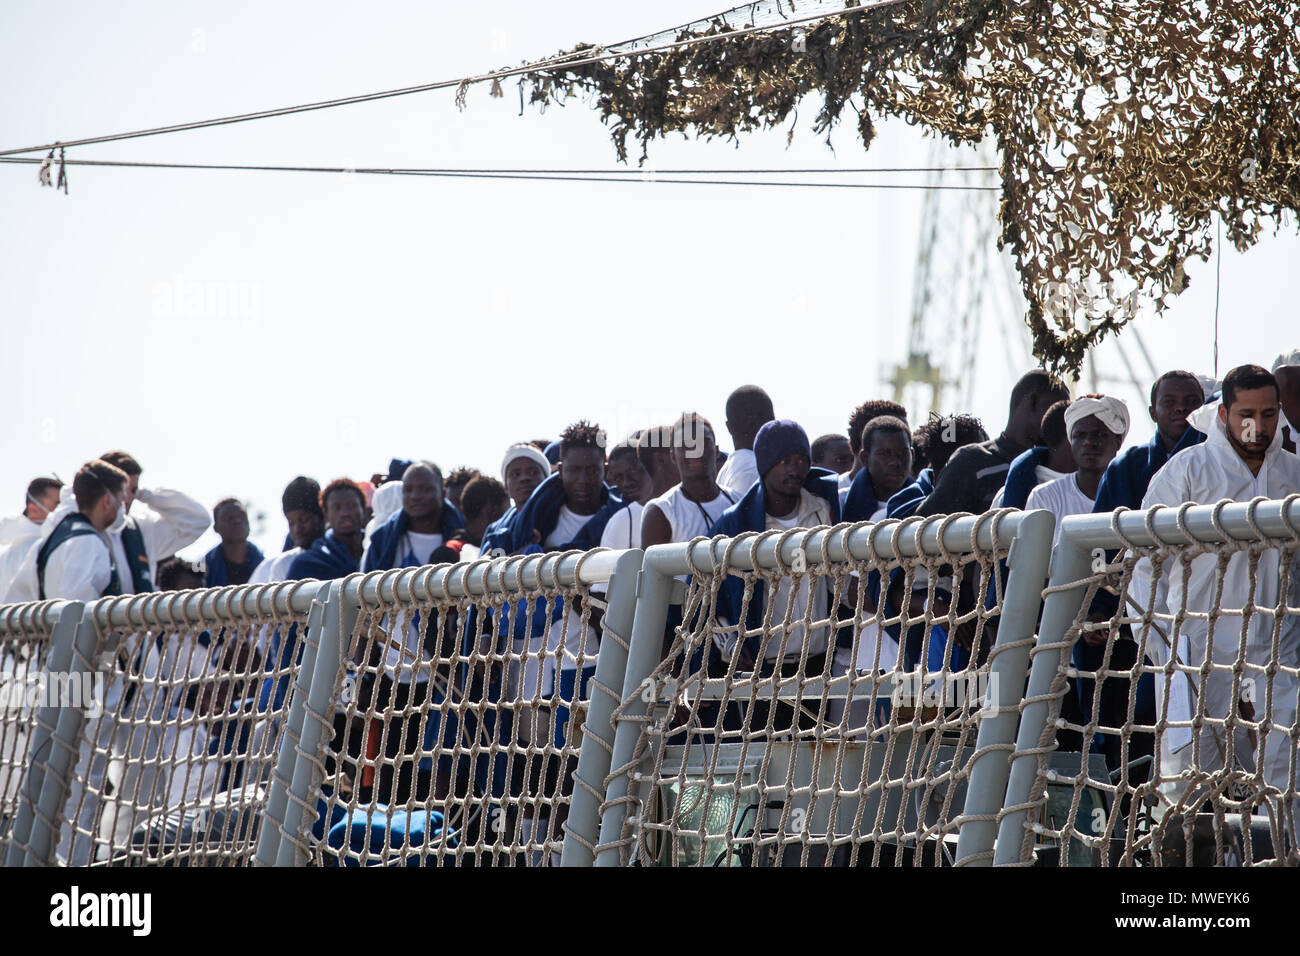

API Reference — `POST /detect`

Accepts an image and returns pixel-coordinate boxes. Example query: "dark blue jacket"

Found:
[842,468,881,523]
[884,468,934,520]
[709,468,841,658]
[361,503,467,573]
[475,473,624,643]
[288,529,361,581]
[1001,447,1050,510]
[481,473,624,558]
[1092,426,1206,513]
[204,542,265,587]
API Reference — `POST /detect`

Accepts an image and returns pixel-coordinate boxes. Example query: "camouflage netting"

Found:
[496,0,1300,374]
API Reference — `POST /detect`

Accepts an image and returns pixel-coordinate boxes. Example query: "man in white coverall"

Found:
[1140,364,1300,815]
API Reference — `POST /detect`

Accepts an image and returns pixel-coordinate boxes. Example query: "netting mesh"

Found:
[604,515,1017,867]
[294,554,610,866]
[1009,498,1300,866]
[56,583,314,866]
[0,602,63,850]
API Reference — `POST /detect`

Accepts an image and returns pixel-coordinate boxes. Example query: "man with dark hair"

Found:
[717,385,776,497]
[888,414,989,520]
[94,449,209,594]
[915,370,1069,517]
[250,477,325,584]
[362,462,466,574]
[711,420,841,671]
[602,428,682,551]
[641,414,735,549]
[459,476,510,556]
[356,462,468,804]
[475,422,625,851]
[993,399,1077,510]
[204,499,264,587]
[7,460,127,602]
[443,467,481,512]
[1141,364,1300,808]
[843,417,914,524]
[157,558,205,591]
[812,433,855,475]
[603,440,651,508]
[288,478,367,580]
[1092,370,1206,513]
[841,400,909,502]
[0,476,64,603]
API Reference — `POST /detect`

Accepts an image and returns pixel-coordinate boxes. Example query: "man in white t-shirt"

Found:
[1027,395,1127,762]
[249,477,325,585]
[1025,395,1127,545]
[642,414,735,550]
[991,399,1077,510]
[357,462,467,803]
[599,426,681,551]
[716,385,774,498]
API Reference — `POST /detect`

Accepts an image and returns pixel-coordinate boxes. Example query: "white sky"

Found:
[2,1,1297,560]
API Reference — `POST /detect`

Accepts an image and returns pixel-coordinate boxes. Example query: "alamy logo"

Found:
[0,671,105,718]
[49,886,151,936]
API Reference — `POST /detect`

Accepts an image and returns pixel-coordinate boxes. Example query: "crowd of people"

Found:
[3,351,1300,852]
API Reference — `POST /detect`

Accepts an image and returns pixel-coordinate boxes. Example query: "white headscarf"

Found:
[1064,395,1130,440]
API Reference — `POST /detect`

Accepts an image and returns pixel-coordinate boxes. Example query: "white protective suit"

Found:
[107,487,210,593]
[0,514,48,605]
[1139,403,1300,801]
[4,486,114,604]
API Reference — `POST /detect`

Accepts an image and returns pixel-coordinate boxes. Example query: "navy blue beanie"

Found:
[754,419,811,477]
[544,441,563,465]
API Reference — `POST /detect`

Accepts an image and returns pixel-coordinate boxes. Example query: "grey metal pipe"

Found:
[562,549,644,866]
[954,508,1055,866]
[594,559,676,866]
[993,535,1095,864]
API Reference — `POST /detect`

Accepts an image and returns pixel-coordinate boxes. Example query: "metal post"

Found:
[275,578,357,866]
[3,601,81,867]
[953,509,1054,866]
[20,604,102,867]
[562,549,644,866]
[594,555,676,866]
[255,581,332,867]
[993,535,1093,864]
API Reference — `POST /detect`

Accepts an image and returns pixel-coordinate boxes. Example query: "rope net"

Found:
[605,515,1015,867]
[1008,498,1300,866]
[294,555,608,866]
[55,584,314,866]
[0,602,63,848]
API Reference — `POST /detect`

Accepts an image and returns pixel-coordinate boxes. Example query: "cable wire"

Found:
[0,155,1000,190]
[0,0,911,158]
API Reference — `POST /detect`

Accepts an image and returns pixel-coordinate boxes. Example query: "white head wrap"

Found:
[1064,395,1130,440]
[501,443,551,481]
[1272,349,1300,372]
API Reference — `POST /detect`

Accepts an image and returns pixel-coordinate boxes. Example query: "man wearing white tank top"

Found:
[642,413,736,550]
[598,428,680,551]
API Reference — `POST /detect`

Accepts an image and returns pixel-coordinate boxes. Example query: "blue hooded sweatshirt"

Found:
[362,502,467,574]
[474,472,625,643]
[204,542,265,588]
[1092,426,1206,513]
[709,467,841,661]
[1000,447,1051,510]
[288,529,362,581]
[884,468,935,520]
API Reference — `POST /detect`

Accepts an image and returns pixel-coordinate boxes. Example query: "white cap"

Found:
[501,443,551,481]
